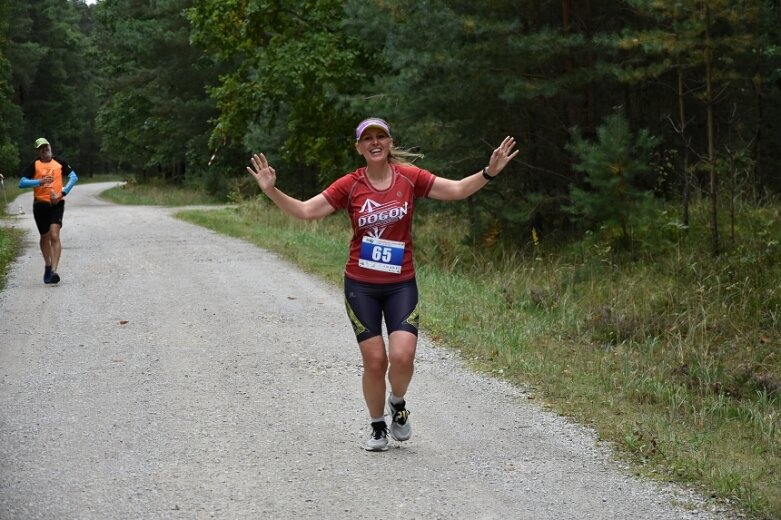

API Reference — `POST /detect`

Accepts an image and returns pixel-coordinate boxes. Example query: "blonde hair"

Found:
[388,144,424,166]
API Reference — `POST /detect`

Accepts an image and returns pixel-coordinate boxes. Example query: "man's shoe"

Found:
[365,421,389,452]
[43,266,52,284]
[387,397,411,441]
[49,272,60,284]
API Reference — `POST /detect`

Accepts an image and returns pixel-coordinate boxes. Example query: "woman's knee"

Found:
[363,356,388,377]
[389,349,415,368]
[388,332,417,366]
[360,338,388,374]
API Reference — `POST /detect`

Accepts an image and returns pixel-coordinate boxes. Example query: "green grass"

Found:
[178,200,350,284]
[178,196,781,519]
[0,180,22,217]
[77,173,127,184]
[0,227,24,291]
[1,178,26,290]
[100,178,223,206]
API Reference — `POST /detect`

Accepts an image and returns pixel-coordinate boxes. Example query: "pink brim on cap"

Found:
[355,118,391,139]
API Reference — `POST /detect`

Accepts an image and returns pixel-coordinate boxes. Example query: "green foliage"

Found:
[93,0,222,185]
[607,0,781,196]
[3,0,781,249]
[341,1,549,245]
[5,0,98,171]
[567,112,659,243]
[0,0,21,173]
[187,0,372,192]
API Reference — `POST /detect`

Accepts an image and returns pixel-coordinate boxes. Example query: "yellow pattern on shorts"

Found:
[402,304,420,331]
[344,296,368,337]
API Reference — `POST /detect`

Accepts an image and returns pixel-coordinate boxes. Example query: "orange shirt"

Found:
[32,159,66,203]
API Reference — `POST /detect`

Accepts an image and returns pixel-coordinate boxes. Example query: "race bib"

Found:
[358,236,405,274]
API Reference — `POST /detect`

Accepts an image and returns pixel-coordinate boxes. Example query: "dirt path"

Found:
[0,183,737,519]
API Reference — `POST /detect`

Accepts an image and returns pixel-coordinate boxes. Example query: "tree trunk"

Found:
[753,71,764,201]
[583,0,595,130]
[729,152,736,243]
[562,0,578,127]
[704,4,720,255]
[677,64,690,230]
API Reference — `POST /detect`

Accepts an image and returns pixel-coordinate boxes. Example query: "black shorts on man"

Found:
[32,200,65,235]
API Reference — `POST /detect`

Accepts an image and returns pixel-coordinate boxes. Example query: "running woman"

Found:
[247,118,518,451]
[18,138,79,284]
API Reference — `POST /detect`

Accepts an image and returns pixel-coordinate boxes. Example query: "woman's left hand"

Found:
[486,136,519,177]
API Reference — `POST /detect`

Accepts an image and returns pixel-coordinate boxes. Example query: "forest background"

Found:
[1,0,780,518]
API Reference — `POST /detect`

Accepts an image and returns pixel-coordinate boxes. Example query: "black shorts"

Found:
[344,276,420,342]
[32,201,65,235]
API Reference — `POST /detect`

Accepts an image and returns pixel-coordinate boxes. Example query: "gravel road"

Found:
[0,182,739,519]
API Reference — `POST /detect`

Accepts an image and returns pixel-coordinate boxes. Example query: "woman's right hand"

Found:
[246,153,276,192]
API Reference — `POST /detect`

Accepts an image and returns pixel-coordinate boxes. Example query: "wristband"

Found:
[482,166,495,181]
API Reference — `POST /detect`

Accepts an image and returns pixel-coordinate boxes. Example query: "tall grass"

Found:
[177,196,780,518]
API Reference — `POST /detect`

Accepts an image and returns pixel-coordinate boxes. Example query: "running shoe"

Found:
[365,421,389,452]
[387,396,411,441]
[49,272,60,284]
[43,266,52,284]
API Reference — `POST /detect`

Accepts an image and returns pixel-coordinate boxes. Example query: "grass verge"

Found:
[0,227,24,292]
[178,196,780,519]
[0,181,22,217]
[100,178,223,206]
[1,178,25,290]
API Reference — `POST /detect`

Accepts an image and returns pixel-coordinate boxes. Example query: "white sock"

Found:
[371,416,385,424]
[389,393,405,405]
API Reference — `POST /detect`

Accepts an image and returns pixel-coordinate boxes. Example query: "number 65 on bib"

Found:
[358,236,405,274]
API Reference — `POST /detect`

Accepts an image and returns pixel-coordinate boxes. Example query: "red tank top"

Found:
[322,164,436,284]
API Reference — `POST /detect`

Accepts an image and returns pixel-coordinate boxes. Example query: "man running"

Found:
[18,137,79,284]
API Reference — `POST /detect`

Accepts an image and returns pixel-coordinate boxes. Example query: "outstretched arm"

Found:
[246,153,335,220]
[428,136,519,201]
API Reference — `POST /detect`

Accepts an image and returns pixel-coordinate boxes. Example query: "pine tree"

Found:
[0,0,22,173]
[94,0,221,187]
[567,111,658,244]
[6,0,96,169]
[611,0,776,254]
